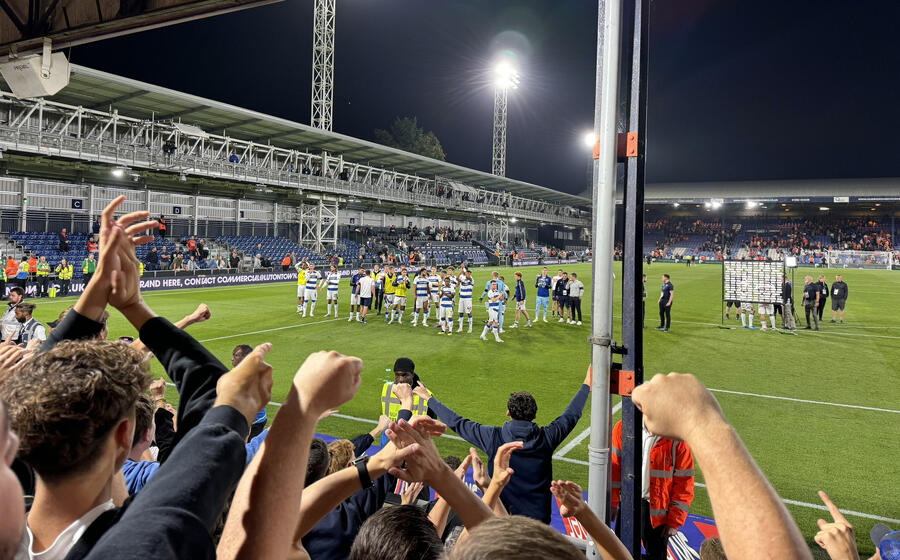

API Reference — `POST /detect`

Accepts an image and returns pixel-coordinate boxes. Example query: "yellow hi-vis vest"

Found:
[380,382,430,420]
[36,263,50,276]
[56,265,73,280]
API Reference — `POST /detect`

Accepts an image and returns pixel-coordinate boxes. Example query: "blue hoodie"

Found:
[427,385,590,523]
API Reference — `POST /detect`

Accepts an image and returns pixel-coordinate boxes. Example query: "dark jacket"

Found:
[302,409,412,560]
[782,281,794,305]
[832,281,848,300]
[553,278,568,299]
[66,406,248,560]
[818,281,829,302]
[428,385,590,523]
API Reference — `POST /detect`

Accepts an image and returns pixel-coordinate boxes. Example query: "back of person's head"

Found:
[700,537,727,560]
[306,438,330,487]
[0,340,149,481]
[348,505,443,560]
[443,455,462,471]
[507,391,538,422]
[131,394,154,449]
[450,516,582,560]
[327,439,355,474]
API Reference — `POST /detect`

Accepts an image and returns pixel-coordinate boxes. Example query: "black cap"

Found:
[872,524,894,547]
[393,357,415,374]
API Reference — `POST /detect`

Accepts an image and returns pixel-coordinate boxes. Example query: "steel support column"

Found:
[586,0,624,556]
[491,88,509,177]
[618,0,651,556]
[311,0,336,130]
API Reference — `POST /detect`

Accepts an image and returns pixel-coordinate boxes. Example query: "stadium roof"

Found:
[22,64,591,208]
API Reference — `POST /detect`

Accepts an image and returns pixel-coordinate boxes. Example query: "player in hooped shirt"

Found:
[425,266,441,326]
[323,265,341,318]
[412,269,431,327]
[301,263,321,317]
[456,269,475,333]
[480,280,504,343]
[437,276,456,335]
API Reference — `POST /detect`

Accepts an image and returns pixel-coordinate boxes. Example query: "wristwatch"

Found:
[353,455,373,488]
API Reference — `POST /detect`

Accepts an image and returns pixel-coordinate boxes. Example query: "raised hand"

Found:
[631,372,725,442]
[400,481,425,505]
[455,453,473,482]
[0,345,25,385]
[188,303,211,325]
[215,343,274,429]
[814,491,859,560]
[375,414,391,434]
[470,448,490,490]
[292,351,363,417]
[97,196,158,310]
[385,417,449,484]
[490,441,522,490]
[413,381,430,401]
[550,480,586,518]
[149,378,167,402]
[392,382,413,407]
[317,409,339,421]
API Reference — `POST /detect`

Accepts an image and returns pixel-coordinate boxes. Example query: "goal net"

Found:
[723,260,783,304]
[826,250,892,270]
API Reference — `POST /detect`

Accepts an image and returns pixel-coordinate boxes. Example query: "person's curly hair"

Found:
[0,339,150,481]
[507,391,538,422]
[327,439,355,474]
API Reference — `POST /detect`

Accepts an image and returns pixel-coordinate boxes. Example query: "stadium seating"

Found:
[216,235,328,266]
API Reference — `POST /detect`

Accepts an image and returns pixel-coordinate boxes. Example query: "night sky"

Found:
[69,0,900,197]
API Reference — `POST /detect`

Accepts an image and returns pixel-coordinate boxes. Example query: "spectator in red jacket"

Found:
[611,419,694,560]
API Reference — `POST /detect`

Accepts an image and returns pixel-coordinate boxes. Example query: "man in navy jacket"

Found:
[419,369,591,523]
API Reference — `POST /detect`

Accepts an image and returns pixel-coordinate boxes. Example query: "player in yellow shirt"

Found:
[387,267,410,324]
[382,265,397,322]
[296,262,308,314]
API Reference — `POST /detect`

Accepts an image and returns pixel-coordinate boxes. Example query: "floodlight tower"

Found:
[491,60,519,177]
[311,0,336,130]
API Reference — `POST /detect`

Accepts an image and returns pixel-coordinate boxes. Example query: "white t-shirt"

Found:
[17,499,115,560]
[641,426,661,501]
[357,276,374,299]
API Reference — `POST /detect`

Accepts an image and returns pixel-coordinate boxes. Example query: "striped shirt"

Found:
[459,279,474,299]
[326,272,340,292]
[487,289,502,310]
[428,274,441,294]
[440,285,455,308]
[414,277,430,297]
[305,271,320,290]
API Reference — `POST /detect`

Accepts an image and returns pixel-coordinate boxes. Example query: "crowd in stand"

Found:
[0,195,889,560]
[645,217,897,263]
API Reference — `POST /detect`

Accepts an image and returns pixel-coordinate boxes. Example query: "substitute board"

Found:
[723,260,783,304]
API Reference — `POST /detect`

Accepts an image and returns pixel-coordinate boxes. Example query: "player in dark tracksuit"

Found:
[554,273,569,323]
[657,274,674,332]
[816,276,829,321]
[830,275,848,323]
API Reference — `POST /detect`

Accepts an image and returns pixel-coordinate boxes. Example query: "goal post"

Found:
[825,250,892,270]
[722,260,785,326]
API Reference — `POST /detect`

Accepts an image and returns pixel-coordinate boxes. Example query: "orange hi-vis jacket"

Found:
[611,420,695,530]
[5,259,18,278]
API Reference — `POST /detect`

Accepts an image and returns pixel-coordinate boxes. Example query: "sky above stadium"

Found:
[71,0,900,197]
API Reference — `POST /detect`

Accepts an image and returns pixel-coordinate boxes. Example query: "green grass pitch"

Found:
[27,262,899,556]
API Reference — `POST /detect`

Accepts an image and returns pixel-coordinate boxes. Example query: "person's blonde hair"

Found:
[449,516,583,560]
[327,439,355,474]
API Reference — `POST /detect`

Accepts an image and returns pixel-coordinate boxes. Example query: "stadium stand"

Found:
[217,236,329,267]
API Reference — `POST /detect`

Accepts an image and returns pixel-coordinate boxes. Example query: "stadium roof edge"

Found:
[42,65,591,209]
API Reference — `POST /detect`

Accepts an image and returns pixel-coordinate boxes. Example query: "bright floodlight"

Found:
[111,167,125,178]
[673,202,679,207]
[510,217,518,223]
[746,201,756,209]
[494,60,520,89]
[712,201,722,209]
[703,202,711,209]
[582,132,596,149]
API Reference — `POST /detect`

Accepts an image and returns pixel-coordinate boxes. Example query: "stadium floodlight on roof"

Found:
[583,131,597,149]
[493,60,520,90]
[111,166,126,178]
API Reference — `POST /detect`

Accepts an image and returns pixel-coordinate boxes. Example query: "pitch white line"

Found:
[557,402,622,457]
[708,388,899,414]
[670,318,900,340]
[197,317,343,342]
